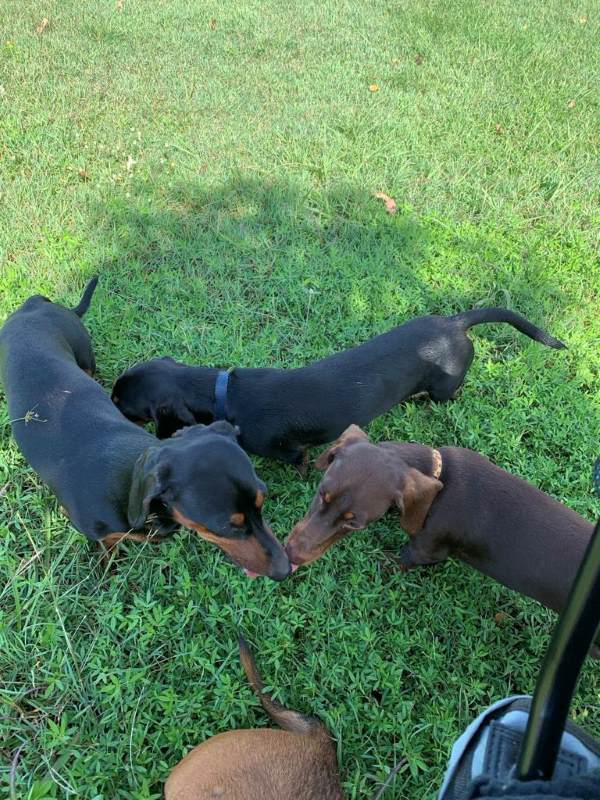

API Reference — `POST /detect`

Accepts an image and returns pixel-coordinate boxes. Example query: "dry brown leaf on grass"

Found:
[568,99,576,108]
[116,0,124,9]
[209,18,217,30]
[495,123,505,135]
[373,191,398,214]
[415,53,424,65]
[369,83,379,93]
[494,612,507,626]
[36,18,49,35]
[78,168,90,181]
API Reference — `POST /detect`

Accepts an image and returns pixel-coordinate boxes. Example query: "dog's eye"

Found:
[230,512,245,527]
[320,490,332,504]
[342,511,354,520]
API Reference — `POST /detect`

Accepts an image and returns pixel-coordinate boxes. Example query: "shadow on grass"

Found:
[86,174,570,380]
[3,176,600,800]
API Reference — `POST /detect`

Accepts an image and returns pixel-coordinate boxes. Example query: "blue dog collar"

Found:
[214,369,233,421]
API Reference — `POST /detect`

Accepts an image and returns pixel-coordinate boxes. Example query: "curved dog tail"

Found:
[452,307,566,349]
[72,276,99,317]
[239,636,326,736]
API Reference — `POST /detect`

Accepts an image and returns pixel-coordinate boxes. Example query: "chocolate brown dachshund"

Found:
[286,426,597,653]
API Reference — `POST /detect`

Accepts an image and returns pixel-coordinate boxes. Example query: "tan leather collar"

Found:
[431,448,443,480]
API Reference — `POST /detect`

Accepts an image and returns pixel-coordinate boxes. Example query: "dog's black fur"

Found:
[0,279,289,580]
[112,308,564,464]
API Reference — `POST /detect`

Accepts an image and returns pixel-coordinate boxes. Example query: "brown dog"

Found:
[286,426,597,651]
[165,638,343,800]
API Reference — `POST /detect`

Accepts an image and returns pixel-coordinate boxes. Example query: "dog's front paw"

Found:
[397,545,416,571]
[295,450,310,479]
[382,547,414,573]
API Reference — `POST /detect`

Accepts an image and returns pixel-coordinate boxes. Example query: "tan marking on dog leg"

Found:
[101,531,158,549]
[99,530,160,567]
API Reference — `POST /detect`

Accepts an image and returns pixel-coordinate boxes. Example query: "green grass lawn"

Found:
[1,1,600,797]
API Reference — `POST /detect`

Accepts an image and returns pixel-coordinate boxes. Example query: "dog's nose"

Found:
[268,551,292,581]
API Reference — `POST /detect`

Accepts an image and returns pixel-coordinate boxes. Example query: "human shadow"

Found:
[86,174,570,382]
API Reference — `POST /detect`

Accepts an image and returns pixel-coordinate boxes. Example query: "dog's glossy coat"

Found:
[0,281,289,579]
[112,308,564,463]
[165,638,343,800]
[286,427,596,651]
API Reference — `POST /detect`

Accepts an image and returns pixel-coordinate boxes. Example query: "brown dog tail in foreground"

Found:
[238,636,325,737]
[164,638,344,799]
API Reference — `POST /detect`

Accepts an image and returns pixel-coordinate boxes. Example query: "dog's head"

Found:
[128,421,290,581]
[285,425,443,569]
[112,357,213,439]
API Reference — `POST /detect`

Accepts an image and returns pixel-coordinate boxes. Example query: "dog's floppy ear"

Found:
[171,420,240,441]
[153,399,196,439]
[314,424,369,470]
[394,468,443,535]
[127,448,171,529]
[206,420,241,440]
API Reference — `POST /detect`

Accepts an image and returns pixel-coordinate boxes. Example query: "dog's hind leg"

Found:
[427,370,469,402]
[427,344,473,401]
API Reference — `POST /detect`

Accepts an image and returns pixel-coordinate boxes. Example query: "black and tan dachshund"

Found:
[0,279,290,580]
[112,308,564,465]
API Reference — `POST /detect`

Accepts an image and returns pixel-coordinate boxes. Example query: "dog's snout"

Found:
[266,543,292,581]
[269,560,292,581]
